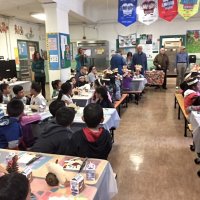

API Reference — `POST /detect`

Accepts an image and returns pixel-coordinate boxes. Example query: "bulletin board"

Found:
[59,33,71,69]
[186,30,200,53]
[46,33,60,70]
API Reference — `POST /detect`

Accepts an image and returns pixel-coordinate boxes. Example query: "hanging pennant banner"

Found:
[158,0,178,21]
[137,0,158,25]
[178,0,200,20]
[118,0,138,27]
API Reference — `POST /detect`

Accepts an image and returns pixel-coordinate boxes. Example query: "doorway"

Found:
[160,35,186,76]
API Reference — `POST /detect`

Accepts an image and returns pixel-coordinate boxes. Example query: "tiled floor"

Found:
[108,78,200,200]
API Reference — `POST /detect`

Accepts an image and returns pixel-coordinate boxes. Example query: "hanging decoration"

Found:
[137,0,158,25]
[14,25,23,35]
[118,0,138,27]
[25,27,34,39]
[0,22,9,33]
[158,0,178,21]
[178,0,200,20]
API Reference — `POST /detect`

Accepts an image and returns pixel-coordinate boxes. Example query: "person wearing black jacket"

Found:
[31,107,75,155]
[68,103,112,160]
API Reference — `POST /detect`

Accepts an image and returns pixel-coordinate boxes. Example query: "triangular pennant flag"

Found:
[137,0,159,25]
[158,0,178,21]
[178,0,200,20]
[118,0,138,27]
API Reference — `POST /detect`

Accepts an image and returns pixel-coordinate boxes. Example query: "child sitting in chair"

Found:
[68,103,112,159]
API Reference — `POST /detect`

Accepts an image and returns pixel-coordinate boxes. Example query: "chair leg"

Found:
[178,106,181,120]
[174,97,177,109]
[126,96,128,108]
[184,118,187,137]
[118,105,121,117]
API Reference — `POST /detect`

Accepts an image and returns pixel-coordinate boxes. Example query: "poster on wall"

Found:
[17,41,28,60]
[138,34,153,44]
[158,0,178,21]
[118,0,138,27]
[186,30,200,53]
[137,0,158,25]
[118,34,137,48]
[178,0,200,20]
[59,33,71,69]
[46,33,60,70]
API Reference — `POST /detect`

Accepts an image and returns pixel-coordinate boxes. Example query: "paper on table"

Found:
[18,153,35,164]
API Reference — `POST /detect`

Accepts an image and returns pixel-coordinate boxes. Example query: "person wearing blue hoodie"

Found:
[0,100,24,149]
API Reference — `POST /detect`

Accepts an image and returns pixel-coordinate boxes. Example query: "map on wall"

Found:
[186,30,200,53]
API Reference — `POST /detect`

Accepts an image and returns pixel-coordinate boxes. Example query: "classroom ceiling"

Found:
[0,0,92,24]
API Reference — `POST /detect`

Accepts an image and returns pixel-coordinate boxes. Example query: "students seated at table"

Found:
[69,77,77,89]
[0,173,30,200]
[0,83,11,104]
[68,103,112,159]
[0,100,24,149]
[30,82,46,107]
[51,79,61,98]
[184,77,200,113]
[57,82,73,105]
[12,85,30,105]
[96,86,114,108]
[31,107,75,155]
[76,75,87,87]
[88,65,98,83]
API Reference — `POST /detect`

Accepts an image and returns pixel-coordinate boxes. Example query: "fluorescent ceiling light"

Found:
[31,13,46,21]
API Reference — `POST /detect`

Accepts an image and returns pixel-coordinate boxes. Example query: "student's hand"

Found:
[174,68,177,73]
[158,65,161,68]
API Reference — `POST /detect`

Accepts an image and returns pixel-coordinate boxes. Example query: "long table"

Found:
[0,149,118,199]
[130,78,147,92]
[190,111,200,153]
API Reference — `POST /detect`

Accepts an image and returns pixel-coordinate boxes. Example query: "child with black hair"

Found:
[12,85,29,105]
[184,77,200,113]
[69,77,77,89]
[0,100,24,149]
[107,74,121,102]
[0,83,11,104]
[68,103,112,159]
[30,82,46,107]
[31,107,75,154]
[51,79,61,98]
[57,82,73,105]
[96,86,114,108]
[77,76,87,87]
[0,173,30,200]
[49,100,65,117]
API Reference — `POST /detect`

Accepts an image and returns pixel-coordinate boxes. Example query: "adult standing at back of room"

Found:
[75,48,87,73]
[110,50,126,75]
[32,51,46,98]
[132,45,147,75]
[176,46,189,87]
[153,48,169,89]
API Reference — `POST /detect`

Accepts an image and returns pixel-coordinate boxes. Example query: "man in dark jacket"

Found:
[31,107,75,155]
[153,48,169,89]
[110,50,126,75]
[132,45,147,75]
[68,103,112,160]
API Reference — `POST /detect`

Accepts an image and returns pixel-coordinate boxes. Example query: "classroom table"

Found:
[130,78,147,92]
[145,70,165,86]
[9,81,31,95]
[0,149,118,200]
[189,111,200,153]
[0,104,120,131]
[72,91,93,107]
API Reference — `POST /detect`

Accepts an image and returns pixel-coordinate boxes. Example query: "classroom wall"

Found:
[0,16,46,60]
[69,18,200,58]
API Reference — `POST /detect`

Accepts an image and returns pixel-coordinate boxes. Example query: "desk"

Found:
[9,81,31,95]
[190,111,200,153]
[130,78,147,92]
[145,70,165,86]
[0,149,118,200]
